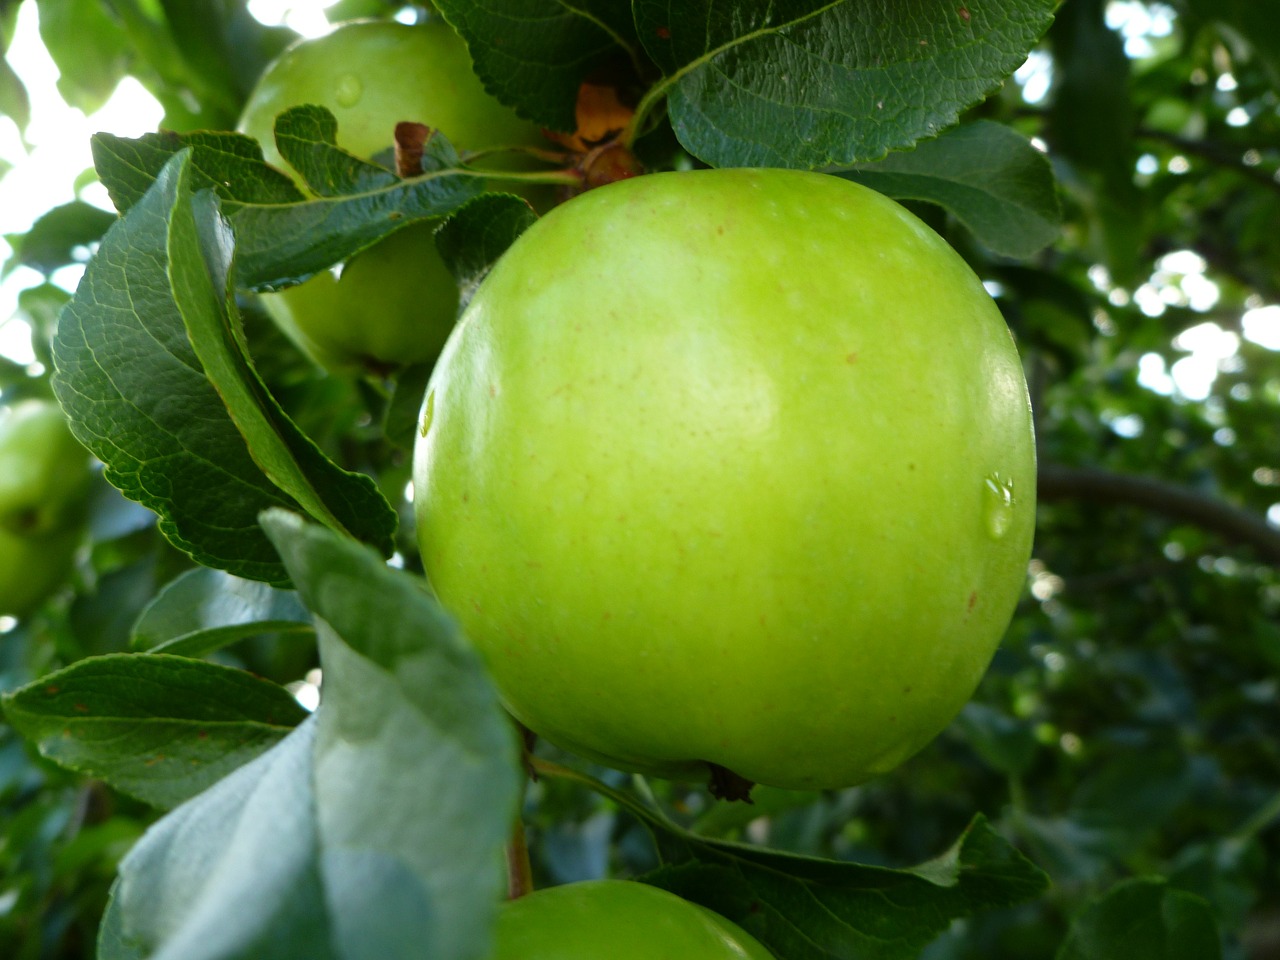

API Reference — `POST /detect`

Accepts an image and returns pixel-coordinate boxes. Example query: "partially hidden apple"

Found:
[414,169,1036,793]
[238,19,547,374]
[0,399,92,616]
[490,881,774,960]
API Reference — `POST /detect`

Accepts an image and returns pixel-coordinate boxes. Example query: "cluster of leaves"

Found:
[0,1,1276,959]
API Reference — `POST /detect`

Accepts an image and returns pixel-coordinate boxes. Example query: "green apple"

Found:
[238,19,547,374]
[490,881,774,960]
[0,524,82,618]
[0,399,92,616]
[414,169,1036,792]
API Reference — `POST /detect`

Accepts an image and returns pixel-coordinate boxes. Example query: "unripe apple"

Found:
[414,169,1036,792]
[490,881,774,959]
[238,19,547,374]
[0,399,92,616]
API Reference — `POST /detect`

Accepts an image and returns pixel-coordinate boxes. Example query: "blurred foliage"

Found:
[0,0,1277,958]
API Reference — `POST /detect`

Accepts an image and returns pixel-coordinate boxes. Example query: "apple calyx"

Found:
[580,141,644,190]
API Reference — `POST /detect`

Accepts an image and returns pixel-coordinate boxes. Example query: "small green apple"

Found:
[490,881,774,960]
[0,524,82,618]
[0,399,92,616]
[238,19,547,374]
[414,169,1036,792]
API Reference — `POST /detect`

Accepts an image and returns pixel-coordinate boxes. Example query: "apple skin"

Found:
[490,881,774,960]
[0,400,92,616]
[238,19,547,374]
[414,169,1036,791]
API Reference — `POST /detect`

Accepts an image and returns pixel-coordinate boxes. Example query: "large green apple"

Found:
[414,169,1036,792]
[489,881,774,960]
[238,19,547,374]
[0,399,92,616]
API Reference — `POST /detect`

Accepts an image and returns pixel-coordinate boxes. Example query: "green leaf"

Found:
[264,509,522,958]
[98,718,337,960]
[0,53,29,129]
[635,0,1058,169]
[1056,878,1222,960]
[838,120,1062,258]
[170,162,396,549]
[36,0,131,113]
[91,121,488,290]
[434,0,644,132]
[0,653,308,809]
[434,192,539,310]
[2,200,117,278]
[540,763,1049,960]
[51,149,395,583]
[91,129,305,213]
[272,103,406,197]
[100,513,520,960]
[131,567,311,657]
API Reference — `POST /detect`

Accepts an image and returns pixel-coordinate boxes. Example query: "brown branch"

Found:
[1037,463,1280,563]
[1134,127,1280,196]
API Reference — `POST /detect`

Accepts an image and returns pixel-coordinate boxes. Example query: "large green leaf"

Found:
[839,120,1062,258]
[635,0,1058,168]
[436,2,1056,169]
[131,567,312,657]
[91,115,489,290]
[537,762,1049,960]
[99,512,521,960]
[51,149,396,583]
[1,654,308,809]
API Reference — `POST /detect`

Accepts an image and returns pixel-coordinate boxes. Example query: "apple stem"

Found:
[506,816,535,900]
[706,763,756,804]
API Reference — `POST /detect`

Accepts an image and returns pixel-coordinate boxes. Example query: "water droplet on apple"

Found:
[983,472,1016,540]
[419,389,435,438]
[335,74,363,107]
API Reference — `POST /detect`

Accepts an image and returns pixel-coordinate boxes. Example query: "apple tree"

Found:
[0,1,1277,958]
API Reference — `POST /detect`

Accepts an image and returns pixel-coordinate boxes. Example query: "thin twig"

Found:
[1037,463,1280,563]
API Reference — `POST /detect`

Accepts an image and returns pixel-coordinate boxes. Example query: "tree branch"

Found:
[1037,463,1280,563]
[1134,127,1280,196]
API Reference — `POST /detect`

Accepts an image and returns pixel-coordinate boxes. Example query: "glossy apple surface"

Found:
[490,881,774,960]
[414,169,1036,791]
[238,19,546,374]
[0,400,92,616]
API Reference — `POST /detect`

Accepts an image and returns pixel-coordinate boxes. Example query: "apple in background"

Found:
[414,169,1036,794]
[238,18,548,375]
[490,881,775,960]
[0,399,93,616]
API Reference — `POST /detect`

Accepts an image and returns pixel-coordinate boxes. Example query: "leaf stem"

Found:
[621,83,671,149]
[468,168,584,189]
